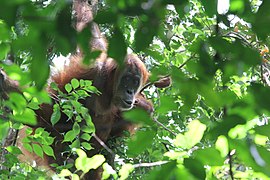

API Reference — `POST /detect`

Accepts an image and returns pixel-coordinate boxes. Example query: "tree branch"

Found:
[133,160,169,168]
[93,133,115,157]
[228,149,235,180]
[153,117,177,136]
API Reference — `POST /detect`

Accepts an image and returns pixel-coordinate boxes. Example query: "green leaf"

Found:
[25,128,33,135]
[174,1,189,19]
[71,139,80,148]
[23,143,33,152]
[65,83,72,93]
[82,142,92,150]
[12,108,37,125]
[84,115,95,132]
[230,0,245,12]
[135,14,161,51]
[209,115,246,139]
[156,96,178,114]
[81,133,91,141]
[43,136,55,145]
[6,146,22,155]
[31,49,50,90]
[71,174,80,180]
[108,27,127,66]
[252,1,270,40]
[0,21,10,41]
[63,130,76,142]
[71,78,80,89]
[184,158,206,179]
[81,125,95,134]
[8,93,27,111]
[254,124,270,138]
[95,9,118,24]
[127,129,156,157]
[193,147,224,166]
[42,145,55,159]
[146,161,191,180]
[22,137,31,143]
[201,0,217,17]
[123,109,153,126]
[229,138,270,176]
[73,122,80,136]
[0,43,10,60]
[33,143,43,158]
[249,83,270,112]
[0,120,9,140]
[51,104,61,126]
[71,100,83,113]
[34,127,44,137]
[55,4,76,54]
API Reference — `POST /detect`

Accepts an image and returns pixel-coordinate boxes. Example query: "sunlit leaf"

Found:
[75,151,105,173]
[174,120,206,149]
[102,163,117,180]
[215,135,229,157]
[59,169,72,177]
[119,164,134,180]
[88,154,106,169]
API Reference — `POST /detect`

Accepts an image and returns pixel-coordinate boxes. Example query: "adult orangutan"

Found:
[1,42,160,179]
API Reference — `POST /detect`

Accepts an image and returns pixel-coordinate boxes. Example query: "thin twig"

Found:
[178,53,197,69]
[228,149,234,180]
[222,31,252,48]
[92,133,115,157]
[153,117,177,136]
[139,82,153,93]
[133,160,169,168]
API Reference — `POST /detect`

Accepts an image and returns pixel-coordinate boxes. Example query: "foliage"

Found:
[1,0,270,179]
